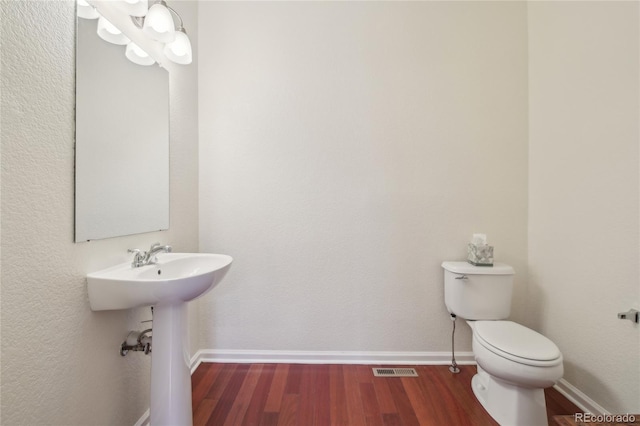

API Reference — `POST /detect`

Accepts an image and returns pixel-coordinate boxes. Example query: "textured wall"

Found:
[0,1,199,425]
[197,2,529,354]
[528,1,639,413]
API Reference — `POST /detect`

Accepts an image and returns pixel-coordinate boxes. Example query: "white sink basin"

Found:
[87,252,232,426]
[87,252,232,311]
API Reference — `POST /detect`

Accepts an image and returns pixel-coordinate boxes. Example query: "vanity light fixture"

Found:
[97,15,131,45]
[125,42,156,66]
[77,0,192,67]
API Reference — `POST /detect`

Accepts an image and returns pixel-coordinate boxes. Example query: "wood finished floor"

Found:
[191,363,581,426]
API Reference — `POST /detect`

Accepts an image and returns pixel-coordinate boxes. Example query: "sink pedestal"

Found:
[151,302,193,426]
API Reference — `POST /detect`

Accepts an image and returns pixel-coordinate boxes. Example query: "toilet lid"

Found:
[474,321,561,362]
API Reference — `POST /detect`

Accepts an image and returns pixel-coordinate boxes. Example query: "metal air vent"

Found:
[372,368,418,377]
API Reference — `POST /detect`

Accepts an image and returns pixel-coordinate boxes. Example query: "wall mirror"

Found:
[74,8,170,242]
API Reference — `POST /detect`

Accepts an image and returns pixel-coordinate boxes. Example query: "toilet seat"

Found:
[470,322,564,389]
[474,321,562,367]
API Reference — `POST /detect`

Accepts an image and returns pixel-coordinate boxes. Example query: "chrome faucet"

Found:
[128,243,172,268]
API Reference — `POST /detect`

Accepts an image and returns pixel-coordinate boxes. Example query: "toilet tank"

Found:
[442,261,515,320]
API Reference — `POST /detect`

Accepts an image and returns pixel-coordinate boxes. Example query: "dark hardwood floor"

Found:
[191,363,581,426]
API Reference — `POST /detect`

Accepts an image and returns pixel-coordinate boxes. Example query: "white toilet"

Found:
[442,261,563,426]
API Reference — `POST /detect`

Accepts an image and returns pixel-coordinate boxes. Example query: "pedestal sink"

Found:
[87,253,232,426]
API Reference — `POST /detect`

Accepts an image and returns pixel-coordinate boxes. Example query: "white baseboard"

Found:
[553,378,609,416]
[190,349,476,372]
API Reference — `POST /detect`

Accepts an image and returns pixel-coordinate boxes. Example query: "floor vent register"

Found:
[372,368,418,377]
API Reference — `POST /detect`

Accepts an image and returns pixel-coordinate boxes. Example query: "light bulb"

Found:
[164,29,192,64]
[143,1,176,43]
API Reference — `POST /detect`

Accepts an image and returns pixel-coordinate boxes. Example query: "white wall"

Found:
[528,1,639,414]
[198,2,529,354]
[0,1,199,424]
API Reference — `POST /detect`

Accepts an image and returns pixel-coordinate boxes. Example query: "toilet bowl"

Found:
[442,261,564,426]
[469,321,563,426]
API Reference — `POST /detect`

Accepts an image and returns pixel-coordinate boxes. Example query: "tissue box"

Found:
[467,243,494,266]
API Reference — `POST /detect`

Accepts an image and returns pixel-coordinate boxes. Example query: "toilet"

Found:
[442,261,563,426]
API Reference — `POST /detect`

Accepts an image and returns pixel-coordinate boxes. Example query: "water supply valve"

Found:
[120,329,152,356]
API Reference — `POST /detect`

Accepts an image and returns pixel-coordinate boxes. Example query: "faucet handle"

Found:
[149,242,161,250]
[128,248,146,268]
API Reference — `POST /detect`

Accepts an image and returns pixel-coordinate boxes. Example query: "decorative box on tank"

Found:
[467,233,493,266]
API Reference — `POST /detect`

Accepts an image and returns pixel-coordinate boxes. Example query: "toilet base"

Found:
[471,366,549,426]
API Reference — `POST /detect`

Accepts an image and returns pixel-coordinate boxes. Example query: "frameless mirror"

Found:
[75,12,169,242]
